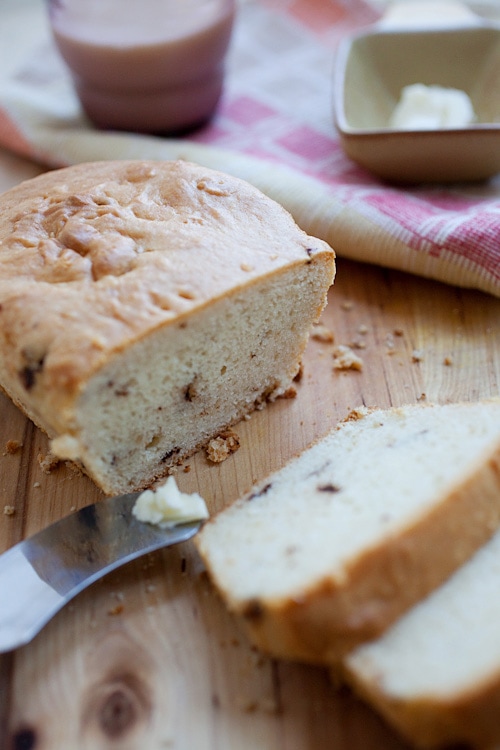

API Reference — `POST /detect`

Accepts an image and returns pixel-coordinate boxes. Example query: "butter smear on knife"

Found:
[132,476,209,528]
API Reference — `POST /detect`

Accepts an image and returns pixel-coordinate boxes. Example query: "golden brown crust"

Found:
[343,664,500,749]
[0,159,335,494]
[0,159,334,433]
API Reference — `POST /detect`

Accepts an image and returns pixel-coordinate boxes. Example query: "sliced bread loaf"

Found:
[196,400,500,663]
[342,526,500,749]
[0,159,334,495]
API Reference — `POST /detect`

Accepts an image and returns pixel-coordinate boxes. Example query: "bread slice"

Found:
[196,400,500,663]
[342,526,500,749]
[0,159,335,495]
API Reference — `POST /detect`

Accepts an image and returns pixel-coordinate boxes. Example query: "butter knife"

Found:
[0,493,201,654]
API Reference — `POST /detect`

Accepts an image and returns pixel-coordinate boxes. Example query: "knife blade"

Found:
[0,492,201,653]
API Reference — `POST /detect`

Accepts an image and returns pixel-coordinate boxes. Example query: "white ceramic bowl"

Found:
[334,4,500,183]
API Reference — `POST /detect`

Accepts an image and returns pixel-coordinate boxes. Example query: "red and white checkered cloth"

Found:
[0,0,499,297]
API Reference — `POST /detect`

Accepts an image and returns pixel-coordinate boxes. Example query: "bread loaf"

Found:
[343,526,500,748]
[0,160,335,495]
[196,400,500,663]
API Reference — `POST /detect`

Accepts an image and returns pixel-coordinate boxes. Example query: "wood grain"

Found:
[0,154,499,749]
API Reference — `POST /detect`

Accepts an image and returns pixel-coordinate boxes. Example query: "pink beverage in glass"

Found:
[48,0,235,134]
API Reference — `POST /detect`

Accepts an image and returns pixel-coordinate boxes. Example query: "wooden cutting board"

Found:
[0,161,499,750]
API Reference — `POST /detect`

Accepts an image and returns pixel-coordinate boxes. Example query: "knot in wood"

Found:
[100,687,136,739]
[88,672,151,741]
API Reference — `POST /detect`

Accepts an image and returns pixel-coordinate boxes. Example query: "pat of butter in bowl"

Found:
[390,84,477,130]
[132,476,209,528]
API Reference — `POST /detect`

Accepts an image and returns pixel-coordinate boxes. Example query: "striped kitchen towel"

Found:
[0,0,499,298]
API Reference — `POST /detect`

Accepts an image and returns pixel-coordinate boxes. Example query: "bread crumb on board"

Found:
[280,386,297,399]
[385,333,396,353]
[3,440,22,455]
[332,345,364,371]
[311,323,335,343]
[342,406,375,423]
[107,604,124,616]
[206,430,241,463]
[3,505,15,516]
[349,338,367,350]
[293,362,304,383]
[38,452,62,473]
